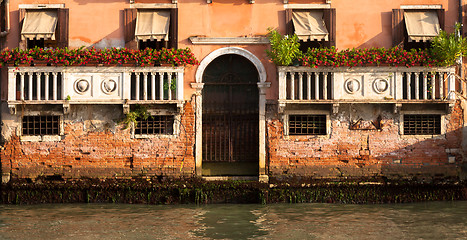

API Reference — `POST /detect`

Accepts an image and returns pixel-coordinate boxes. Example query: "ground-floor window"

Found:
[22,115,60,136]
[403,114,441,135]
[134,115,174,135]
[289,114,327,135]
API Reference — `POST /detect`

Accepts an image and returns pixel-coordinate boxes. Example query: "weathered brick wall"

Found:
[267,101,464,180]
[0,101,195,180]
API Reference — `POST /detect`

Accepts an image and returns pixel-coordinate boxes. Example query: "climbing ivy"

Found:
[123,105,152,129]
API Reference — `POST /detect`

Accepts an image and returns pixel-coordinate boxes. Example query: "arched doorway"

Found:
[202,54,259,176]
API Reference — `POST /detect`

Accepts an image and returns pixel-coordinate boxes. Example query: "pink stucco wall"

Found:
[5,0,460,100]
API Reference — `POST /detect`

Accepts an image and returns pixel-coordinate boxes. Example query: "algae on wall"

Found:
[1,178,466,204]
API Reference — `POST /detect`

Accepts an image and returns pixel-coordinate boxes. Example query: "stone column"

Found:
[191,83,204,176]
[257,82,271,183]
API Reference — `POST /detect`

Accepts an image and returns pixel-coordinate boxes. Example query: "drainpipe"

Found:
[0,0,10,47]
[460,0,463,36]
[459,0,467,179]
[0,0,9,185]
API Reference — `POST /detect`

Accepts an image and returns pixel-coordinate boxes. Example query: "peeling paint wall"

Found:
[0,102,195,180]
[267,101,464,180]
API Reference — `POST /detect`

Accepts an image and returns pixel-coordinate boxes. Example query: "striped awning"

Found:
[21,10,58,41]
[292,10,329,41]
[135,10,170,41]
[404,11,440,42]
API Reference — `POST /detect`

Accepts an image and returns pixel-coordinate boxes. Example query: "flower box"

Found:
[0,47,199,67]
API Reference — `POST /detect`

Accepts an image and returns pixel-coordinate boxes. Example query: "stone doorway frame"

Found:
[191,47,270,181]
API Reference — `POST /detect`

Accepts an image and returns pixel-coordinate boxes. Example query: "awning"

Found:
[135,10,170,41]
[404,11,440,42]
[292,10,329,41]
[21,10,58,41]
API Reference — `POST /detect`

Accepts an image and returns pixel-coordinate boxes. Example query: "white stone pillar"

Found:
[395,72,403,100]
[191,82,204,176]
[122,71,132,100]
[447,72,456,100]
[177,71,184,101]
[8,69,16,102]
[258,82,271,183]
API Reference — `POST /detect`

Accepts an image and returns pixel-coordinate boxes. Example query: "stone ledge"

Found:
[189,37,269,45]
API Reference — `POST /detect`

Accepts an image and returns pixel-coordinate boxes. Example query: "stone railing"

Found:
[7,66,184,114]
[277,66,457,111]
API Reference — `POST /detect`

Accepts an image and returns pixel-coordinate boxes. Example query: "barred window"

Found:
[289,115,327,135]
[403,114,441,135]
[135,115,174,135]
[22,115,60,136]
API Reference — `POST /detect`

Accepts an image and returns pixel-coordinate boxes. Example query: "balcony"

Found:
[277,66,457,113]
[6,66,185,114]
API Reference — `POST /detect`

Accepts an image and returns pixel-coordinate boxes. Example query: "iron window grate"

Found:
[289,115,327,135]
[22,115,60,136]
[135,115,174,135]
[404,114,441,135]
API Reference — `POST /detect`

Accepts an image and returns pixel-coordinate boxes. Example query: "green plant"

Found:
[164,77,177,91]
[65,95,71,101]
[122,105,152,129]
[265,28,301,66]
[431,23,467,66]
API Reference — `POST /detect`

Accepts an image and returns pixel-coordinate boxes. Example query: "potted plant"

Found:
[431,23,467,66]
[265,28,301,66]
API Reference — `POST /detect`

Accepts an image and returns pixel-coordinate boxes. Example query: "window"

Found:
[289,114,327,135]
[18,6,69,49]
[392,7,444,50]
[0,0,7,33]
[22,115,60,136]
[135,115,174,135]
[286,8,335,51]
[124,8,178,50]
[403,114,441,135]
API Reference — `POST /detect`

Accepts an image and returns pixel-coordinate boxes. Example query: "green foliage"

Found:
[265,28,301,66]
[164,78,177,91]
[431,23,467,66]
[123,105,152,129]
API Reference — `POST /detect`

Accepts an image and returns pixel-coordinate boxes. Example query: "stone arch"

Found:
[192,47,270,181]
[195,47,267,83]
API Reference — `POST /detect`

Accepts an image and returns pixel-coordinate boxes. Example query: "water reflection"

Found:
[192,205,268,239]
[0,202,466,239]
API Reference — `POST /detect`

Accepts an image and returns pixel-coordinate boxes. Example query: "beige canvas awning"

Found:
[292,10,329,41]
[21,10,58,41]
[135,10,170,41]
[404,11,440,42]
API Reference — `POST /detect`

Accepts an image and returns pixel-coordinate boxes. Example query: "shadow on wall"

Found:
[341,103,465,181]
[376,126,465,182]
[349,11,393,49]
[69,10,126,48]
[267,101,466,182]
[71,0,126,5]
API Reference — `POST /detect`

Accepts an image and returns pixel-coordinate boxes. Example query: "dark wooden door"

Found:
[202,54,259,164]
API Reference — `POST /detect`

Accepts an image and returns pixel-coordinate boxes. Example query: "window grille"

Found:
[403,114,441,135]
[289,115,327,135]
[135,115,174,135]
[22,115,60,136]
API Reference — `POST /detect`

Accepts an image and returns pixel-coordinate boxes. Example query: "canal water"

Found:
[0,202,466,239]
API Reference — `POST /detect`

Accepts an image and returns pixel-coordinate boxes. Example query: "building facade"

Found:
[0,0,466,182]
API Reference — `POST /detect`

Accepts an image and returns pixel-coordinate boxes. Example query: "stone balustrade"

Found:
[7,66,185,114]
[277,66,457,112]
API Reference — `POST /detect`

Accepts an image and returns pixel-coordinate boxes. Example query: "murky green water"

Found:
[0,202,466,240]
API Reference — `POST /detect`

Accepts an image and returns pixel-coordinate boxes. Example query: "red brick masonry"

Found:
[267,101,464,180]
[1,102,195,179]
